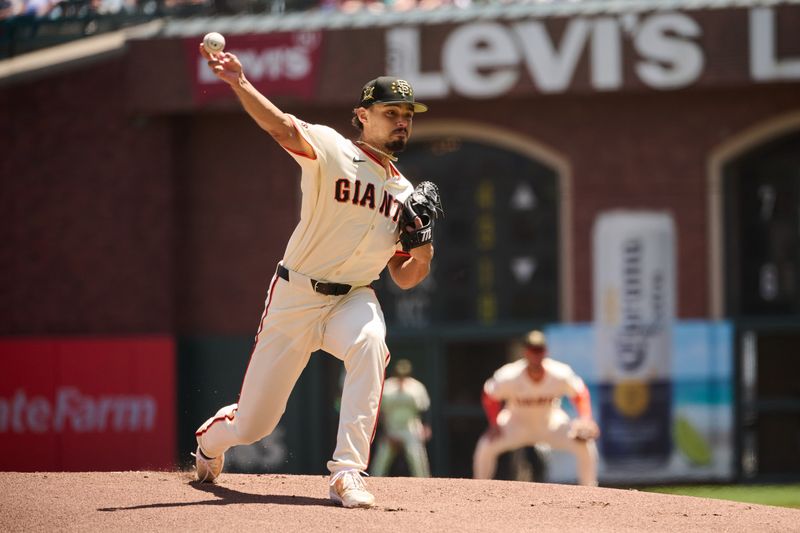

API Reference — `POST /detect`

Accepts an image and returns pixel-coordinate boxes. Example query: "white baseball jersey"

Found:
[196,115,419,478]
[485,358,587,423]
[380,376,430,436]
[282,114,413,287]
[474,357,598,485]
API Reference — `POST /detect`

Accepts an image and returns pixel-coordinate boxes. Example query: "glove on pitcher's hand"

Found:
[568,419,600,441]
[400,181,444,251]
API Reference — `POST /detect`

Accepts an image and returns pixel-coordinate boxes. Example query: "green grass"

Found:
[641,484,800,509]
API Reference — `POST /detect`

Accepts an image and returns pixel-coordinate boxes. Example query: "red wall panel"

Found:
[0,338,176,471]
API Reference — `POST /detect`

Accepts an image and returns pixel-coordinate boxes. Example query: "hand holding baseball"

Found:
[198,37,242,86]
[203,32,225,54]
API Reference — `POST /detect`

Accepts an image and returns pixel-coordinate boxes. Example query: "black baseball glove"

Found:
[400,181,444,251]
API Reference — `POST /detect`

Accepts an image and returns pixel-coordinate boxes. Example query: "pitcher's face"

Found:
[360,103,414,153]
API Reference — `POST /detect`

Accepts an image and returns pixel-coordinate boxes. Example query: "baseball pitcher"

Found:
[193,42,443,509]
[473,330,600,486]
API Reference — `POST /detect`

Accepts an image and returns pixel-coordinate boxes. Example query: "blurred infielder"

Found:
[371,359,431,477]
[473,330,600,486]
[193,42,443,508]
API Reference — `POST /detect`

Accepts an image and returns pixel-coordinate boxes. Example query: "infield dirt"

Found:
[2,471,798,532]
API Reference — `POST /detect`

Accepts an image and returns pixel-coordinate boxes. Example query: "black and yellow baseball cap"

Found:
[358,76,428,113]
[524,330,547,348]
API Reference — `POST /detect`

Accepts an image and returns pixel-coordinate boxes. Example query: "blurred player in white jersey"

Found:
[473,330,600,486]
[371,359,431,477]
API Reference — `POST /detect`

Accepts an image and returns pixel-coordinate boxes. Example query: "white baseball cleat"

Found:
[329,469,376,508]
[192,446,224,483]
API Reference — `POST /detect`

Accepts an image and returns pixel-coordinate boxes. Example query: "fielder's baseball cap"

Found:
[358,76,428,113]
[524,330,547,348]
[394,359,413,377]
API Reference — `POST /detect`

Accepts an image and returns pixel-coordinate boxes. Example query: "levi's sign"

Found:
[387,7,800,98]
[188,31,323,104]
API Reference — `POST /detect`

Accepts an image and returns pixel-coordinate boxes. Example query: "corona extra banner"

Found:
[592,211,676,468]
[538,211,734,483]
[0,338,176,471]
[545,321,734,483]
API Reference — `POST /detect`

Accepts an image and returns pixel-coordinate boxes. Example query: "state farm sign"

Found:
[0,338,176,472]
[387,7,800,98]
[1,388,156,434]
[188,31,322,104]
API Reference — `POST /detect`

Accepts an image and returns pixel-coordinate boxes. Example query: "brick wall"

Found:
[3,37,798,334]
[419,85,800,320]
[1,58,175,334]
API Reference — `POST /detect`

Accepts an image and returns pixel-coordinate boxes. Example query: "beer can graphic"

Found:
[593,210,675,467]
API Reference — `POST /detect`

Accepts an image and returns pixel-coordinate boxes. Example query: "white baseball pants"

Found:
[473,408,599,486]
[195,265,390,473]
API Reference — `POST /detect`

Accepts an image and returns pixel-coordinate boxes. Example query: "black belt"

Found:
[276,264,352,296]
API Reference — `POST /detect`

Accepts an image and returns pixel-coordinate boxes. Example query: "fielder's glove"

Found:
[400,181,444,251]
[567,419,600,441]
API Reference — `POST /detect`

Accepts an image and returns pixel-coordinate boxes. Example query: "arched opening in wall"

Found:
[712,118,800,482]
[371,121,570,479]
[375,121,571,330]
[724,130,800,318]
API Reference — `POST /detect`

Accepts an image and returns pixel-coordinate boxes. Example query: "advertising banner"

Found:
[592,210,676,469]
[527,210,734,484]
[386,7,800,100]
[0,338,176,471]
[185,31,323,105]
[545,321,734,484]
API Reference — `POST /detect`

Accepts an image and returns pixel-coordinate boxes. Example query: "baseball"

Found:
[203,32,226,54]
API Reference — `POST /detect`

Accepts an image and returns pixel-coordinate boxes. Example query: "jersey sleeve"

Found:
[483,375,511,401]
[481,389,502,427]
[562,365,587,397]
[413,379,431,412]
[558,363,593,418]
[483,360,522,400]
[283,114,343,169]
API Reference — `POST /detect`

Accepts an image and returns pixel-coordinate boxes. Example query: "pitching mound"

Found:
[2,472,798,532]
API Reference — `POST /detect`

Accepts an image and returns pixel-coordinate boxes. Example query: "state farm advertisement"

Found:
[187,31,323,104]
[0,338,176,471]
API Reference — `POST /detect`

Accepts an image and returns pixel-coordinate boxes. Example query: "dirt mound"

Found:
[2,472,798,532]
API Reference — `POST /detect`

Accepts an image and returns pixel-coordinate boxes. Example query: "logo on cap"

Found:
[358,76,428,113]
[361,85,375,102]
[391,80,413,98]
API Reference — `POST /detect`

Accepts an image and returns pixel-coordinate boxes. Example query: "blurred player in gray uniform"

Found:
[473,330,600,486]
[193,43,435,509]
[371,359,431,477]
